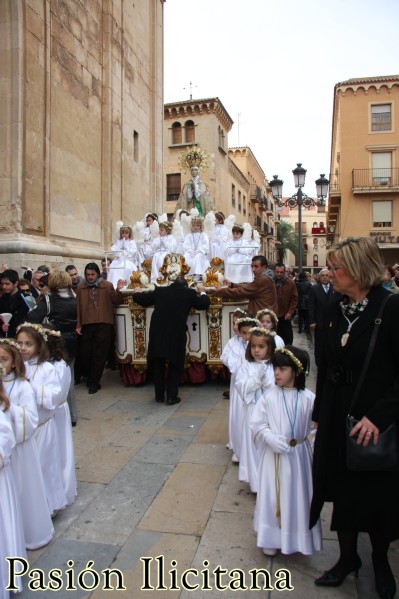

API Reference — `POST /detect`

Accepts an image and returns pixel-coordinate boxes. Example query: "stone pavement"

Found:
[16,329,399,598]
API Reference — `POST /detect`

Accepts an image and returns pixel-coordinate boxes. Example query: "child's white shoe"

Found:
[262,548,277,556]
[232,453,239,463]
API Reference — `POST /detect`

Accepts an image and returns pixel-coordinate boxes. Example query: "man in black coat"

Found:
[133,278,210,405]
[0,269,30,338]
[308,268,341,367]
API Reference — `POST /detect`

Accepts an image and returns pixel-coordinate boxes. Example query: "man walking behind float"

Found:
[274,263,298,345]
[75,263,125,394]
[133,278,210,405]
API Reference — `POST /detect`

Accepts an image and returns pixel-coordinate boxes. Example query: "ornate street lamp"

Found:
[270,164,329,272]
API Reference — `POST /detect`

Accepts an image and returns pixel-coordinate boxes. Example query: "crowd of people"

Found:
[1,231,399,598]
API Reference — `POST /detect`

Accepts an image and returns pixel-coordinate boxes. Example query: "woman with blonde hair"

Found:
[311,237,399,599]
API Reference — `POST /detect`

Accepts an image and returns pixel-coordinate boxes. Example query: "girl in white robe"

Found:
[16,324,67,515]
[150,222,178,282]
[183,218,210,279]
[222,317,259,462]
[251,346,321,556]
[256,309,285,349]
[0,374,26,596]
[209,212,228,261]
[224,225,254,283]
[44,328,77,506]
[108,224,138,289]
[0,339,54,550]
[235,328,275,493]
[139,213,158,264]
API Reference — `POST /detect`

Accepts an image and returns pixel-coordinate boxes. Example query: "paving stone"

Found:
[18,538,121,599]
[90,532,198,599]
[158,413,206,435]
[180,442,231,466]
[195,407,228,444]
[64,462,174,545]
[134,434,192,465]
[212,462,256,514]
[138,462,226,536]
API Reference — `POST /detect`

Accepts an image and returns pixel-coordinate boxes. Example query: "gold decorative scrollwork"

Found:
[134,330,146,360]
[207,363,224,376]
[117,353,133,364]
[208,328,221,360]
[184,352,207,369]
[206,305,222,329]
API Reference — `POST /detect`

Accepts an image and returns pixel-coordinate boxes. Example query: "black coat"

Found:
[27,292,78,358]
[0,292,30,338]
[308,283,341,366]
[133,283,210,370]
[310,286,399,536]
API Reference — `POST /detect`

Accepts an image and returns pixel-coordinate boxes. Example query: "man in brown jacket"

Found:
[205,256,278,316]
[274,263,298,344]
[75,262,125,394]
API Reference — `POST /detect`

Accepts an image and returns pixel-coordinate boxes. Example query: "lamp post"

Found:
[270,165,329,273]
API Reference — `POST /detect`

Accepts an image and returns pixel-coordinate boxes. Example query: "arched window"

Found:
[319,221,325,228]
[313,221,318,228]
[185,120,195,143]
[172,122,182,144]
[313,254,319,267]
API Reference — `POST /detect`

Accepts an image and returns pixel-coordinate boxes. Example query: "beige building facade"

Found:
[163,97,276,261]
[0,0,164,272]
[327,75,399,265]
[278,204,328,274]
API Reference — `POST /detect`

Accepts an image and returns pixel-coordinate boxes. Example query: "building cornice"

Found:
[335,75,399,96]
[228,146,266,182]
[228,157,250,191]
[164,97,234,131]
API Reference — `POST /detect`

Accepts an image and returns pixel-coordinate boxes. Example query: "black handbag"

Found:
[346,293,399,471]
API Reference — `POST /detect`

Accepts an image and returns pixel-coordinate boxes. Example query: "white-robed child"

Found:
[183,217,210,281]
[150,221,178,282]
[0,371,26,596]
[235,328,275,493]
[108,223,138,289]
[209,211,228,261]
[0,339,54,550]
[224,224,254,284]
[220,308,248,402]
[251,346,321,556]
[256,309,285,349]
[16,323,67,516]
[224,316,259,463]
[43,326,77,506]
[139,213,158,264]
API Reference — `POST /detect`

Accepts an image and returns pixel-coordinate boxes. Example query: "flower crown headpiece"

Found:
[0,363,6,377]
[16,322,48,341]
[233,308,247,317]
[44,329,61,338]
[236,317,260,326]
[274,347,303,373]
[249,327,276,337]
[0,339,21,352]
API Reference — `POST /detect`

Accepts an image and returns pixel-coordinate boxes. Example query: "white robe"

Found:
[53,360,77,506]
[108,239,138,288]
[250,386,322,555]
[235,361,274,493]
[224,238,254,283]
[4,376,54,550]
[139,226,155,264]
[183,232,210,277]
[0,408,26,595]
[209,224,228,261]
[150,235,178,282]
[25,359,67,514]
[221,335,247,458]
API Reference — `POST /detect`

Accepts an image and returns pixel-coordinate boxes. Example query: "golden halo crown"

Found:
[178,145,212,173]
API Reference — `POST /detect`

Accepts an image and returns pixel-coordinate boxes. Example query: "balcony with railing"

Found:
[250,184,262,204]
[329,173,340,196]
[352,168,399,192]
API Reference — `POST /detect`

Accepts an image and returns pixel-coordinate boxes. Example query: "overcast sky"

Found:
[164,0,399,196]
